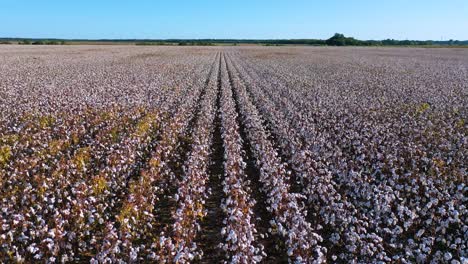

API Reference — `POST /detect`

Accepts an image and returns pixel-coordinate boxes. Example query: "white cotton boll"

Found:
[416,229,425,238]
[46,242,54,251]
[347,245,357,253]
[27,244,39,254]
[228,230,238,243]
[253,255,262,262]
[444,252,452,261]
[422,246,430,253]
[48,229,56,238]
[159,236,166,247]
[416,254,427,263]
[130,248,138,261]
[188,252,194,260]
[174,252,182,263]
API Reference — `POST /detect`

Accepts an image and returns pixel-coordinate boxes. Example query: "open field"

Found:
[0,45,466,263]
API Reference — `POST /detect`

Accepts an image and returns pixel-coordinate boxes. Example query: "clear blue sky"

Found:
[1,0,467,40]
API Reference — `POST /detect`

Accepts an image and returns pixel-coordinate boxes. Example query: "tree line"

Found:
[1,34,467,46]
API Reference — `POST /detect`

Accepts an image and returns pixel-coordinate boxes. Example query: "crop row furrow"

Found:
[226,53,326,263]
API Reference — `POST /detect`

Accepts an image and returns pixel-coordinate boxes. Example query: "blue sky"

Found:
[1,0,467,40]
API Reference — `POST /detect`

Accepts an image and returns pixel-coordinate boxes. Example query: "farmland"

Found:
[0,45,466,263]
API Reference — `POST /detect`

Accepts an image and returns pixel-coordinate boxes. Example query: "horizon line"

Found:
[2,36,468,42]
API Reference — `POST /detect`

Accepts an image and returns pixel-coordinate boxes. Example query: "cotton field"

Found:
[0,45,466,263]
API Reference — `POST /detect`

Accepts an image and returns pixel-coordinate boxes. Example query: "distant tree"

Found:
[326,33,345,46]
[382,39,396,45]
[326,33,360,46]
